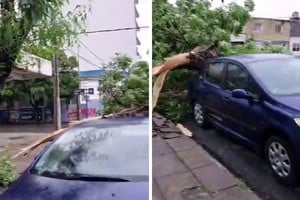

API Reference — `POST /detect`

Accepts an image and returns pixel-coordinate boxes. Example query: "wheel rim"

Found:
[194,103,204,125]
[268,142,291,177]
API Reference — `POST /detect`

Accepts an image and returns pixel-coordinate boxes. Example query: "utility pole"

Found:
[53,53,61,130]
[76,45,81,121]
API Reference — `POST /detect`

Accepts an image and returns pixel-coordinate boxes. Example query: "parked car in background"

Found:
[188,54,300,186]
[0,116,149,200]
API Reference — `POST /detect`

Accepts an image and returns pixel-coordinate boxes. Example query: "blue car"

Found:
[188,54,300,186]
[0,117,149,200]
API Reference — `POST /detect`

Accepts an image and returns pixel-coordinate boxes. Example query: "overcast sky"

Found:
[169,0,300,19]
[65,0,151,71]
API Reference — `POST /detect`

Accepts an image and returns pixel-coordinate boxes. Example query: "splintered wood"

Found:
[152,44,219,111]
[176,124,193,137]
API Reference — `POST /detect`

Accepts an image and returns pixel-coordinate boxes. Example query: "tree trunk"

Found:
[0,51,14,86]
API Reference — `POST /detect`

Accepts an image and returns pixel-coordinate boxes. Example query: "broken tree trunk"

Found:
[152,44,219,110]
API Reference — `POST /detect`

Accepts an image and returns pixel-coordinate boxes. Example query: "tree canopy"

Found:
[100,54,149,114]
[0,49,80,109]
[0,0,89,84]
[153,0,255,62]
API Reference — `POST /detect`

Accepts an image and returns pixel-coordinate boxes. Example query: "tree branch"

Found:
[110,89,126,107]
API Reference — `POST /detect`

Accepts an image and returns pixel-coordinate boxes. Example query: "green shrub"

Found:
[0,151,17,187]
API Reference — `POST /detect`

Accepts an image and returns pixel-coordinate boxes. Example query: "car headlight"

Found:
[294,118,300,126]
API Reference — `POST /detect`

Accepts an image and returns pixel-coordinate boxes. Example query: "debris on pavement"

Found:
[153,113,181,139]
[176,124,193,137]
[153,112,193,138]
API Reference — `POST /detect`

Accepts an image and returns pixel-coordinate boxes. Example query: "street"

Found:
[183,117,300,200]
[0,124,70,173]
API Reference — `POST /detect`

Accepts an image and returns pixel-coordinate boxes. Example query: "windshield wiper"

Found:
[66,174,131,182]
[31,169,130,182]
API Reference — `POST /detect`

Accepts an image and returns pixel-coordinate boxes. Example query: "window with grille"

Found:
[292,43,300,51]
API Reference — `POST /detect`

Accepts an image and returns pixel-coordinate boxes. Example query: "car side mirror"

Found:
[232,89,251,99]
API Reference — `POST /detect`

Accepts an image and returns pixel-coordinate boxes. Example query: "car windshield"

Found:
[31,118,149,182]
[249,58,300,96]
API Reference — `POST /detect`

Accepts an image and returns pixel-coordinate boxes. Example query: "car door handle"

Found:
[222,97,229,102]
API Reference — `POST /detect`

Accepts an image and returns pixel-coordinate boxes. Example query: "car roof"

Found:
[216,53,295,65]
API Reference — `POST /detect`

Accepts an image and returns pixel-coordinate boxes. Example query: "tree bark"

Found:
[0,53,14,86]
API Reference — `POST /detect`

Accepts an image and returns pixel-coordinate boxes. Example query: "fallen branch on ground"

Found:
[12,105,148,159]
[176,124,193,137]
[152,44,219,110]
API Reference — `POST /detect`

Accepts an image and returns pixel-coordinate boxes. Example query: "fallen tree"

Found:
[12,105,148,159]
[152,44,219,110]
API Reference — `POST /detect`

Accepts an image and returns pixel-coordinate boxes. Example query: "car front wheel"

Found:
[193,102,209,128]
[265,136,298,186]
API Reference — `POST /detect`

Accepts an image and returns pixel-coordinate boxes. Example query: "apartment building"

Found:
[244,17,290,48]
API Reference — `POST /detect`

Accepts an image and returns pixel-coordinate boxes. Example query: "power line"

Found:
[79,40,106,66]
[65,48,102,69]
[80,26,149,34]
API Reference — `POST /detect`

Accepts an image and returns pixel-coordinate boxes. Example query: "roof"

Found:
[252,17,290,22]
[218,53,294,64]
[6,67,50,83]
[79,69,107,79]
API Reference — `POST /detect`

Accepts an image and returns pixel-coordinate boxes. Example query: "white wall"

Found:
[289,37,300,56]
[17,52,52,76]
[80,79,100,103]
[230,33,247,43]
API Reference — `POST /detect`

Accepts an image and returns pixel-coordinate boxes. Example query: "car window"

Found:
[249,58,300,95]
[226,64,260,98]
[32,119,149,182]
[205,62,224,87]
[226,64,248,90]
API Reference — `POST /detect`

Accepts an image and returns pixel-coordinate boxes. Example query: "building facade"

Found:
[289,12,300,55]
[77,70,106,119]
[244,17,290,48]
[0,52,52,124]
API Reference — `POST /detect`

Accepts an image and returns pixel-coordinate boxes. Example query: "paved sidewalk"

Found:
[152,114,260,200]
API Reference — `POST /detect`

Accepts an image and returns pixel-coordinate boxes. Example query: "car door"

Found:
[221,62,264,141]
[202,61,227,125]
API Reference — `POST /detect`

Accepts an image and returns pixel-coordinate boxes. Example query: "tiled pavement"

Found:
[153,113,261,200]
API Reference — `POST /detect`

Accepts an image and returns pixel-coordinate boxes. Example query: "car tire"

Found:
[265,136,299,186]
[193,101,210,128]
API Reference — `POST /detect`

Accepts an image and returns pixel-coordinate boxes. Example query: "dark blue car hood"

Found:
[274,95,300,113]
[0,174,148,200]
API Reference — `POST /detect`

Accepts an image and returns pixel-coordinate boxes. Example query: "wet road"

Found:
[183,118,300,200]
